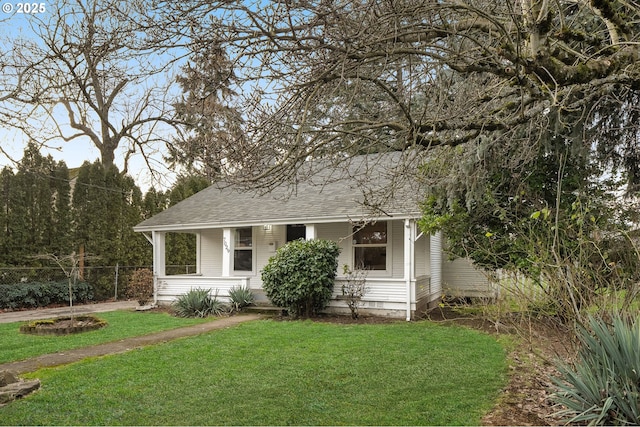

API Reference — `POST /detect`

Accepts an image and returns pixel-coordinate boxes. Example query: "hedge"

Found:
[0,280,94,310]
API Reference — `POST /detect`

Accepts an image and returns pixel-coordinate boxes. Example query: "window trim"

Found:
[233,226,255,274]
[352,221,391,274]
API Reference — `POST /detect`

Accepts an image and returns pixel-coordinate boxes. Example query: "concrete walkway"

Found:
[0,300,139,324]
[0,302,263,374]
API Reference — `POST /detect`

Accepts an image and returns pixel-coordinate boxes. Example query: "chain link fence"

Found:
[0,265,196,301]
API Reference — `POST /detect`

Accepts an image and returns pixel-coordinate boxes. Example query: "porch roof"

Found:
[134,151,426,232]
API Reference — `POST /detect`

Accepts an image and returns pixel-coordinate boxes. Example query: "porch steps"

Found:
[245,302,285,315]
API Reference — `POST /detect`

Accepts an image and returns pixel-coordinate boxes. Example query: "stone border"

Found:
[19,315,108,336]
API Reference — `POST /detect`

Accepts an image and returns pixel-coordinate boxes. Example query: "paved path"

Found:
[0,303,263,374]
[0,301,139,324]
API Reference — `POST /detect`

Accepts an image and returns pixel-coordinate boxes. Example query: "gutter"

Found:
[133,213,423,233]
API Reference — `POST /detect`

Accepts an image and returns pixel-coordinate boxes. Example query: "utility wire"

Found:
[0,163,158,195]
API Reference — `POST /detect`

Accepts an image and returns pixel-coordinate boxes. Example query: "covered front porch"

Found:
[144,219,443,320]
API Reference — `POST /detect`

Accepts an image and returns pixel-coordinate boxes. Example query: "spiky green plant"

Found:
[551,314,640,425]
[173,288,227,318]
[228,285,254,312]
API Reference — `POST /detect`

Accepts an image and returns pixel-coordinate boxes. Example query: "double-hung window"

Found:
[234,227,253,271]
[353,222,387,270]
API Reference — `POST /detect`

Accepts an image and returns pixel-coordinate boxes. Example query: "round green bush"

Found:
[261,239,340,317]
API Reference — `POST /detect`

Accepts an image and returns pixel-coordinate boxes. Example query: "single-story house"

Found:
[134,152,490,320]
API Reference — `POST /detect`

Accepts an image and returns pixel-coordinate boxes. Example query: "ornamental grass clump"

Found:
[551,314,640,425]
[228,285,255,312]
[262,239,340,317]
[173,288,227,318]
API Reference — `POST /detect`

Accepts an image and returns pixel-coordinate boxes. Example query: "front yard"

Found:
[0,310,213,364]
[0,318,507,425]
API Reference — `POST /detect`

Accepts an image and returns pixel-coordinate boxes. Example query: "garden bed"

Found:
[20,315,107,336]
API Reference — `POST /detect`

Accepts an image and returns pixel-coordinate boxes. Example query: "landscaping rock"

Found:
[0,370,18,386]
[0,370,40,405]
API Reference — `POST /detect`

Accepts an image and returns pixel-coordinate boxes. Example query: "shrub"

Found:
[127,268,154,305]
[0,280,93,310]
[173,288,227,318]
[341,265,369,319]
[228,285,255,312]
[551,314,640,425]
[90,273,116,301]
[261,239,340,317]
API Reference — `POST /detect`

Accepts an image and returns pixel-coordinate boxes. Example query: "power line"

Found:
[0,163,156,196]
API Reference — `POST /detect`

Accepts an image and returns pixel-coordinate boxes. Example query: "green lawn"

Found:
[0,319,507,425]
[0,310,212,364]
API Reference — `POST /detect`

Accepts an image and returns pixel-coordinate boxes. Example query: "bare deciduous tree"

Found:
[0,0,181,175]
[152,0,640,191]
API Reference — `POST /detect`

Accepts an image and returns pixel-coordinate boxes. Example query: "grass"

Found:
[0,319,507,425]
[0,310,212,364]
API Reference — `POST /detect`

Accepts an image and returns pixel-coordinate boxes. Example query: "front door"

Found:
[286,224,306,242]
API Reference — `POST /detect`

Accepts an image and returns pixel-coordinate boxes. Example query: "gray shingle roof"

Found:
[134,151,426,231]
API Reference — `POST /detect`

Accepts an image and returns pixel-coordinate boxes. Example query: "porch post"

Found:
[195,232,201,275]
[404,219,415,321]
[152,231,166,277]
[304,224,316,240]
[222,228,232,277]
[152,231,166,305]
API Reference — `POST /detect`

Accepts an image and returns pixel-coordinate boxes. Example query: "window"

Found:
[353,222,387,270]
[234,227,252,271]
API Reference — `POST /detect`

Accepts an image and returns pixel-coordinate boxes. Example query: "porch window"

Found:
[353,222,387,270]
[234,227,253,271]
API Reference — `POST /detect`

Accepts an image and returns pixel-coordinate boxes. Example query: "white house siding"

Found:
[390,220,404,279]
[315,220,408,280]
[414,233,429,278]
[442,258,493,297]
[330,277,415,318]
[156,220,433,318]
[315,222,351,268]
[200,229,223,276]
[255,225,285,278]
[155,275,249,305]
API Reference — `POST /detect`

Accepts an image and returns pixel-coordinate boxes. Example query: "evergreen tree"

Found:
[12,145,54,262]
[141,187,168,220]
[50,162,73,257]
[0,167,14,265]
[169,41,242,180]
[72,160,149,298]
[164,175,210,273]
[73,161,147,265]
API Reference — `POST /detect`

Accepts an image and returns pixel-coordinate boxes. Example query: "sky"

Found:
[0,1,178,192]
